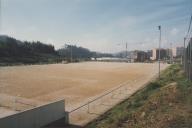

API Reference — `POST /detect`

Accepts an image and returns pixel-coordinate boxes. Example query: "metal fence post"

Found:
[188,41,190,80]
[183,38,192,81]
[87,101,90,113]
[184,38,186,71]
[190,39,192,80]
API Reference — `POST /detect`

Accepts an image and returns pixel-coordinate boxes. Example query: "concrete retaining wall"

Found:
[0,100,68,128]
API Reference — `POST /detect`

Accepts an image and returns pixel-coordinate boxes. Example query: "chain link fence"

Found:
[184,38,192,81]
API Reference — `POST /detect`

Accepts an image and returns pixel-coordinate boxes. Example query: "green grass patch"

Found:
[85,64,192,128]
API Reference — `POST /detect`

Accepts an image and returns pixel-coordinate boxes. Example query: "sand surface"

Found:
[0,62,168,125]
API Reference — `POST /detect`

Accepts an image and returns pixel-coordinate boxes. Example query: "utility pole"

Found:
[158,25,161,79]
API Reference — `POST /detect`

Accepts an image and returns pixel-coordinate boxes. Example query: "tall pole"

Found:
[70,45,73,62]
[158,26,161,79]
[189,39,192,80]
[126,42,128,61]
[187,39,190,80]
[0,0,2,34]
[170,42,172,64]
[184,37,186,72]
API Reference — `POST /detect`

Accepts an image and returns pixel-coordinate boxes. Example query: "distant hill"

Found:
[57,44,93,61]
[0,35,114,65]
[58,44,113,62]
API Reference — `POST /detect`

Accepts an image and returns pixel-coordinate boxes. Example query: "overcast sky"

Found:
[1,0,192,53]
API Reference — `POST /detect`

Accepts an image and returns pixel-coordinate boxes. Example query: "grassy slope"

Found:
[85,64,192,128]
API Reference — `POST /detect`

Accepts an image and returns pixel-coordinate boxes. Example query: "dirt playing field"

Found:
[0,62,168,117]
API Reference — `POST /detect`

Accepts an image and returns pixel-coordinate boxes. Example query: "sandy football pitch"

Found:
[0,62,168,112]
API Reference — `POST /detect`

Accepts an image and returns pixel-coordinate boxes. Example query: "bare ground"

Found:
[0,62,168,125]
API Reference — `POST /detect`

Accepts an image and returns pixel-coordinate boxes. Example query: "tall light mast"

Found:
[158,25,161,79]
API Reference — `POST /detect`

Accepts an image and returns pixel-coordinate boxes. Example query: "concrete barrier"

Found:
[0,99,68,128]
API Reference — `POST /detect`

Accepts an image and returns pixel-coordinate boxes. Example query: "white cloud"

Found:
[116,17,135,28]
[170,28,179,36]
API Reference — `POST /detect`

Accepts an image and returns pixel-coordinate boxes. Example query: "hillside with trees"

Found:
[0,35,113,65]
[57,44,93,62]
[58,44,113,62]
[0,35,60,65]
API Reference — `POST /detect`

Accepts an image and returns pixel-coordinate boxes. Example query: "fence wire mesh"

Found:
[184,38,192,81]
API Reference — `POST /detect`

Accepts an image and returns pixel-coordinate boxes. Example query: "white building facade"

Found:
[172,47,184,57]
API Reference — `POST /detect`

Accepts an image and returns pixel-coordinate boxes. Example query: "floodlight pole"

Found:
[126,42,128,61]
[170,42,172,64]
[189,39,192,80]
[70,45,73,62]
[0,0,1,34]
[158,25,161,79]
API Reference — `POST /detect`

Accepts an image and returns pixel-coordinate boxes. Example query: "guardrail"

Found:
[69,81,130,114]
